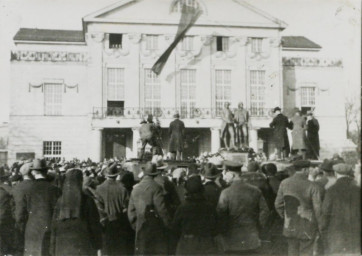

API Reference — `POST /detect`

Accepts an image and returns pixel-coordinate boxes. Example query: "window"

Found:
[44,83,62,116]
[180,69,196,118]
[215,70,231,116]
[109,34,123,49]
[251,38,263,53]
[107,68,125,101]
[43,141,61,159]
[181,36,194,51]
[146,35,159,50]
[144,69,161,115]
[216,36,229,52]
[172,0,199,12]
[250,70,266,116]
[301,87,316,107]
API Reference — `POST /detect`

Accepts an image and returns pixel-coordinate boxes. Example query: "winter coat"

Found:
[269,113,292,150]
[95,179,133,255]
[217,180,269,252]
[0,184,15,255]
[172,196,218,255]
[203,180,222,209]
[169,119,185,152]
[306,118,320,159]
[154,175,181,218]
[274,172,323,240]
[23,179,60,256]
[50,195,102,256]
[128,175,171,255]
[291,115,306,150]
[321,177,361,255]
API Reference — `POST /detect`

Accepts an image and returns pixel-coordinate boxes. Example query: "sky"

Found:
[0,0,360,123]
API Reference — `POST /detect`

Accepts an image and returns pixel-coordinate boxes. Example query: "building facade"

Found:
[8,0,351,163]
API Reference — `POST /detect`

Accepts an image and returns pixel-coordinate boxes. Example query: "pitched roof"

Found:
[13,28,85,43]
[282,36,321,49]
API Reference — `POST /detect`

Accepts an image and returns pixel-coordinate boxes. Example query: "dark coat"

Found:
[269,113,292,150]
[0,184,15,255]
[154,175,181,218]
[203,180,222,209]
[50,195,102,256]
[321,177,361,255]
[217,180,269,252]
[128,176,171,255]
[169,119,185,152]
[306,118,320,159]
[23,179,60,256]
[274,172,323,240]
[172,196,218,255]
[95,179,133,255]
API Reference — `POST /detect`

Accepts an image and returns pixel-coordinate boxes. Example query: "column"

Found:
[249,129,258,151]
[90,128,103,162]
[132,127,140,158]
[211,128,221,153]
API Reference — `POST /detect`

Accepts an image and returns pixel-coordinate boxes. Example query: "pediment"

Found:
[83,0,287,29]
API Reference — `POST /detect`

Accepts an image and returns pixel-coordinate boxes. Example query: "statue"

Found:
[139,114,163,159]
[234,102,249,148]
[220,102,236,150]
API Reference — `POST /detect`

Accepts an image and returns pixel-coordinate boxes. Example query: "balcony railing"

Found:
[92,107,277,119]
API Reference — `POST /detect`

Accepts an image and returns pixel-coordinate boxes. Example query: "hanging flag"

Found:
[151,1,202,75]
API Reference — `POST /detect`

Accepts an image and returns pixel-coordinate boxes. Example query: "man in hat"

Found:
[13,162,34,254]
[0,166,15,256]
[168,112,185,161]
[306,111,320,160]
[94,162,133,255]
[128,162,171,255]
[321,163,361,255]
[21,159,60,256]
[270,107,293,160]
[234,102,249,148]
[315,159,336,192]
[274,160,323,256]
[201,163,222,209]
[217,161,269,253]
[220,102,236,150]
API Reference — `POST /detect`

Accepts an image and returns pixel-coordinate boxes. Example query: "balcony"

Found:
[92,107,275,119]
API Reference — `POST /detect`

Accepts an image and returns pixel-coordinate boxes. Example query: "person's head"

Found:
[19,162,34,180]
[274,107,281,115]
[293,160,311,175]
[333,163,353,178]
[223,161,242,184]
[247,161,260,173]
[173,112,180,119]
[104,162,121,179]
[201,162,221,181]
[238,102,244,109]
[143,162,161,177]
[262,163,278,177]
[146,114,153,123]
[64,169,83,189]
[295,110,301,116]
[151,155,167,174]
[224,102,230,109]
[319,159,335,177]
[30,159,48,178]
[185,175,204,199]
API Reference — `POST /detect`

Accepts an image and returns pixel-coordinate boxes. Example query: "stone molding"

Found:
[11,51,88,63]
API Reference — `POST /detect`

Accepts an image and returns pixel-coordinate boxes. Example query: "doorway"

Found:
[104,128,132,159]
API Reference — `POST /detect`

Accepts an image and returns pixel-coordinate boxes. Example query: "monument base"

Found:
[219,150,249,166]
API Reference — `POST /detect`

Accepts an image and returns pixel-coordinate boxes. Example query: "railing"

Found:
[92,107,277,119]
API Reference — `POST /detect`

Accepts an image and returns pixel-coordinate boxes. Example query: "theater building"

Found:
[8,0,351,163]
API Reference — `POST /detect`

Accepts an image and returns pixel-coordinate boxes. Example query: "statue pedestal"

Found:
[220,150,249,166]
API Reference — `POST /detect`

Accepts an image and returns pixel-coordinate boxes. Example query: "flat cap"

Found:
[293,160,311,169]
[224,160,242,172]
[320,159,334,173]
[333,163,352,175]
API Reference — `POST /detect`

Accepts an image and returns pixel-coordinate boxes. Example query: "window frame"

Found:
[181,36,194,51]
[300,86,316,107]
[144,69,161,116]
[145,35,159,51]
[216,36,229,52]
[215,69,232,117]
[251,38,263,54]
[44,83,63,116]
[43,141,62,160]
[109,33,123,49]
[180,69,197,118]
[250,70,266,117]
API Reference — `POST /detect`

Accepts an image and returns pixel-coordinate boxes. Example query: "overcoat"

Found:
[217,180,269,252]
[169,119,185,152]
[23,179,59,256]
[50,195,102,256]
[321,177,361,255]
[203,180,222,209]
[95,179,133,255]
[172,196,218,255]
[290,115,306,150]
[269,113,292,149]
[0,184,15,255]
[128,176,171,255]
[274,173,323,240]
[306,118,320,158]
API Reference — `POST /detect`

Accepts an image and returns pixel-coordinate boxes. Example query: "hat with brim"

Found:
[152,155,168,170]
[224,160,242,173]
[143,162,161,176]
[105,162,121,177]
[201,163,221,179]
[320,159,334,173]
[273,107,281,113]
[30,159,48,171]
[293,160,311,169]
[185,175,204,194]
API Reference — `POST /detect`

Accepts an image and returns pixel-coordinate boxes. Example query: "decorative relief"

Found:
[11,51,88,63]
[176,36,203,60]
[103,34,130,58]
[247,38,271,60]
[215,37,243,59]
[140,34,162,58]
[64,83,79,93]
[88,32,105,43]
[270,37,281,47]
[128,33,142,44]
[201,36,213,46]
[28,81,79,93]
[283,57,343,67]
[28,82,43,92]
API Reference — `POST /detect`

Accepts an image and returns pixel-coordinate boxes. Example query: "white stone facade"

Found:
[8,0,350,163]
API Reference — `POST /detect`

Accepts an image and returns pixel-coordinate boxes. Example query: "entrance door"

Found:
[105,129,130,159]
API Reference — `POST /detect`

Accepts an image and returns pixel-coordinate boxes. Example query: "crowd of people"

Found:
[0,151,360,256]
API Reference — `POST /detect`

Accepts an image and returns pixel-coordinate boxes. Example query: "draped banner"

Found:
[151,2,202,75]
